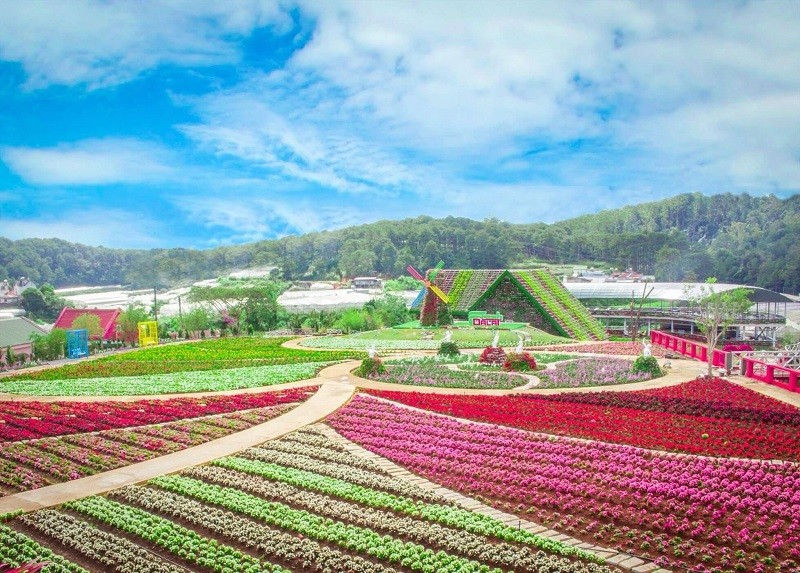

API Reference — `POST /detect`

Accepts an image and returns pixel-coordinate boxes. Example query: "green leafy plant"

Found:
[355,357,386,377]
[437,342,460,357]
[503,352,537,372]
[632,355,662,377]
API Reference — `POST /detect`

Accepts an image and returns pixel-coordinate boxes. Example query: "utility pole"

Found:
[178,294,184,333]
[153,287,158,322]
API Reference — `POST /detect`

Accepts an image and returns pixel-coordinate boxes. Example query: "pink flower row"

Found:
[327,395,800,572]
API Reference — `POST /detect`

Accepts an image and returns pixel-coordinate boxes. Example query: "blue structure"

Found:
[67,329,89,359]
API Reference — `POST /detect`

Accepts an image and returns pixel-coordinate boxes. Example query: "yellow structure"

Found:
[137,321,159,347]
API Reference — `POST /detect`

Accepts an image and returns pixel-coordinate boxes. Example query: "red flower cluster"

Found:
[0,387,316,443]
[366,377,800,460]
[478,346,506,365]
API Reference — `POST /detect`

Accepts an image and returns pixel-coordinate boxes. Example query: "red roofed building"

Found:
[53,308,121,340]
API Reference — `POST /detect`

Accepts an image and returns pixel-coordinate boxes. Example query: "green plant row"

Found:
[150,474,498,573]
[186,464,604,571]
[64,496,287,573]
[0,362,324,396]
[518,273,588,339]
[111,484,400,573]
[210,455,599,562]
[17,509,186,573]
[446,271,473,309]
[0,523,86,573]
[532,271,606,339]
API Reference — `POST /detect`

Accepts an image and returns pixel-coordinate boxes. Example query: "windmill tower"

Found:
[407,261,450,326]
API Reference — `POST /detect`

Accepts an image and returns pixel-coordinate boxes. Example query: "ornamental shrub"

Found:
[503,351,537,372]
[632,355,662,377]
[438,341,460,357]
[355,357,386,377]
[479,346,507,365]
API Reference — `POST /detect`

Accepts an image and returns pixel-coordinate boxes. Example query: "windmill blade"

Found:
[406,265,425,282]
[429,284,450,304]
[429,260,445,280]
[410,287,426,309]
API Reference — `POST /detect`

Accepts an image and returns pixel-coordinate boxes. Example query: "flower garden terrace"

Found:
[0,334,798,572]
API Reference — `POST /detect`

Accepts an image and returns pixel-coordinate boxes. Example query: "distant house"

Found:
[53,308,121,340]
[351,277,383,290]
[0,316,49,363]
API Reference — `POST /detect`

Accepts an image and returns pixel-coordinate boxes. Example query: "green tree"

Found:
[339,249,377,278]
[30,328,67,361]
[71,313,103,339]
[182,307,213,338]
[187,282,287,333]
[117,304,151,346]
[685,278,753,377]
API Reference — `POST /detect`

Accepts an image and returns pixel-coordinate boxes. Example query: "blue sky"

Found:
[0,1,798,250]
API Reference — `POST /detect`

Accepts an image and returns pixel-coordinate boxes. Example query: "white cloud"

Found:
[1,139,173,186]
[174,194,367,244]
[0,208,164,248]
[0,0,288,89]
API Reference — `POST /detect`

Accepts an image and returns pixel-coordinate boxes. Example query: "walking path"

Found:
[0,381,354,514]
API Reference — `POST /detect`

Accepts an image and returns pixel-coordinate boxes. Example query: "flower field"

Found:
[0,427,622,573]
[536,357,655,388]
[368,362,529,389]
[366,377,800,460]
[0,403,297,496]
[4,337,362,381]
[540,341,669,357]
[328,395,800,573]
[0,387,316,442]
[0,362,323,396]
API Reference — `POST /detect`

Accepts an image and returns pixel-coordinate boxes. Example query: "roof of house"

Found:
[53,308,122,339]
[0,317,49,348]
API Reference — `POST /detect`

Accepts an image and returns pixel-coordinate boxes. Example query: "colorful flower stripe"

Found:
[371,363,527,389]
[536,357,652,388]
[0,362,323,396]
[540,377,800,425]
[5,336,361,381]
[0,387,315,442]
[0,404,297,494]
[328,395,800,572]
[365,381,800,460]
[539,341,669,357]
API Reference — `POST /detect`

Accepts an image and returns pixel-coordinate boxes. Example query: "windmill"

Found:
[408,261,449,320]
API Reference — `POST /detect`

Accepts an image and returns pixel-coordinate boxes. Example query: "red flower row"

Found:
[539,377,800,426]
[0,387,316,443]
[366,378,800,460]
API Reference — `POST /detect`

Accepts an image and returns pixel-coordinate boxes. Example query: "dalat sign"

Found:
[468,311,504,327]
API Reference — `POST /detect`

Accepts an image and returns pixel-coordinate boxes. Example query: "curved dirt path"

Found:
[0,381,354,514]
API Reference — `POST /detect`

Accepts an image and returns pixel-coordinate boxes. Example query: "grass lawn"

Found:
[303,327,570,349]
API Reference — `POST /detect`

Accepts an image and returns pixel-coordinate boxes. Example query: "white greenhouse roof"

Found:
[564,282,793,304]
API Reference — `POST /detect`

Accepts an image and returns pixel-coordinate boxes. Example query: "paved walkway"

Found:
[0,381,355,514]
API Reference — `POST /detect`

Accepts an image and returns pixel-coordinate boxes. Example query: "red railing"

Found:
[650,330,799,393]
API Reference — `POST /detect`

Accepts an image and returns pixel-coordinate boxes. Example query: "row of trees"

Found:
[2,193,798,292]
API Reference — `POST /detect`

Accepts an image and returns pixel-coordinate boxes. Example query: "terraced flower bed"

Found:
[366,377,800,460]
[0,427,621,573]
[4,337,362,381]
[536,357,655,388]
[540,341,669,357]
[0,403,296,495]
[329,395,800,573]
[367,362,529,389]
[0,387,316,442]
[0,362,323,396]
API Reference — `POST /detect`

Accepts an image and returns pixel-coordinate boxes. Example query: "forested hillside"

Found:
[1,193,798,293]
